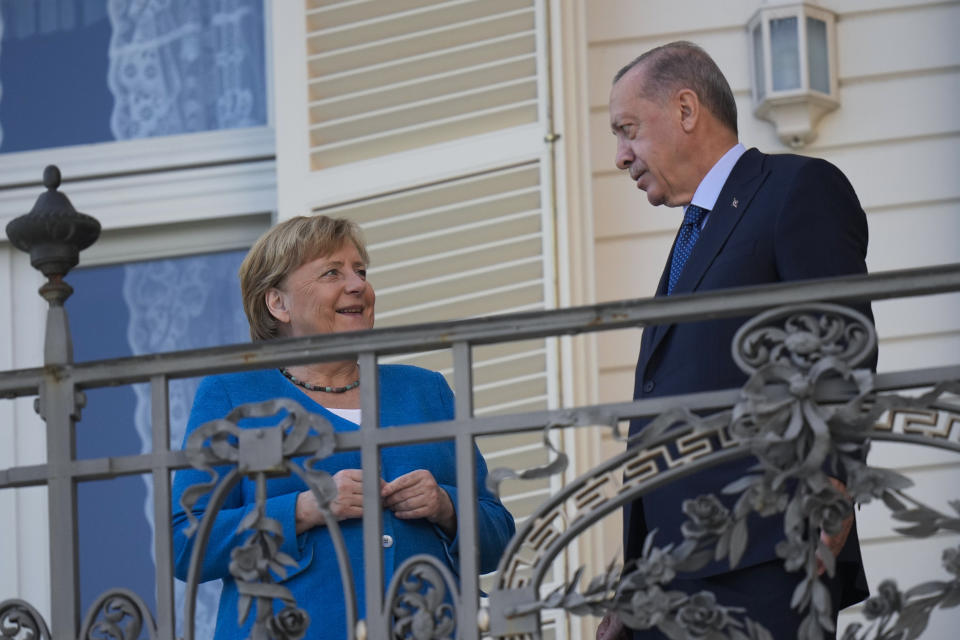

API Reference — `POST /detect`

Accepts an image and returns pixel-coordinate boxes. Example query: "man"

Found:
[597,42,870,639]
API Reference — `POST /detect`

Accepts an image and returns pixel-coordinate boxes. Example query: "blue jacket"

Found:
[171,365,515,639]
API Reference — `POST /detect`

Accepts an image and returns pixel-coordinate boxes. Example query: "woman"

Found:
[171,216,515,639]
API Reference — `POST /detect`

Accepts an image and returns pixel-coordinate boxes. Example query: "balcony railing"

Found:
[1,168,958,640]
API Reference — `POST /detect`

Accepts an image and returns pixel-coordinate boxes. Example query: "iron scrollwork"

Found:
[0,599,51,640]
[488,304,960,640]
[384,555,460,640]
[78,589,156,640]
[179,397,355,640]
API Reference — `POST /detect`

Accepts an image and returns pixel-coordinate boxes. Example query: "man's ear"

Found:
[265,288,290,324]
[676,88,700,133]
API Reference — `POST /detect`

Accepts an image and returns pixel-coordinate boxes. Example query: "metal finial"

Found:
[5,165,101,313]
[43,165,62,191]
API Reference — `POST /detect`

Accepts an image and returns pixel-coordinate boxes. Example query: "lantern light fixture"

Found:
[747,1,839,148]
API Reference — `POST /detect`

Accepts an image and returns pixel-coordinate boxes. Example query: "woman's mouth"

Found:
[336,306,363,315]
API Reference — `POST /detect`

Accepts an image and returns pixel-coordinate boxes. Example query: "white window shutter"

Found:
[272,0,569,619]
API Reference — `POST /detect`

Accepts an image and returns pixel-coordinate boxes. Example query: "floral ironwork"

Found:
[77,589,156,640]
[385,555,459,640]
[179,397,352,640]
[0,599,51,640]
[489,304,960,640]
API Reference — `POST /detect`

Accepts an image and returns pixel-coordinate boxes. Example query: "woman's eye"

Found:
[357,269,367,279]
[322,269,338,277]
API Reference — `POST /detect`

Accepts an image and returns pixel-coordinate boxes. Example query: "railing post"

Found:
[5,166,100,638]
[359,352,382,640]
[452,341,480,640]
[151,375,175,639]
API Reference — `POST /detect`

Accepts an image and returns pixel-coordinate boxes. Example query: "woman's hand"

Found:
[295,468,376,534]
[382,469,457,537]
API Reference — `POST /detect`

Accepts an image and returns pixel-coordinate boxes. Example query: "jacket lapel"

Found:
[637,149,769,376]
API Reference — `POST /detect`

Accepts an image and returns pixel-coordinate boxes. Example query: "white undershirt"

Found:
[324,407,361,424]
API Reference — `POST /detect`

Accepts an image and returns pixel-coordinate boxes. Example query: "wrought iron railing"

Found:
[1,168,958,640]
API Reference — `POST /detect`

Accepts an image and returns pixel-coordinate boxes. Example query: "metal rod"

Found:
[358,352,385,640]
[453,341,480,640]
[42,374,81,637]
[3,364,957,491]
[151,375,175,639]
[0,263,954,394]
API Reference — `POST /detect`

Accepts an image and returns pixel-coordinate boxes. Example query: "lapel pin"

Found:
[731,197,739,208]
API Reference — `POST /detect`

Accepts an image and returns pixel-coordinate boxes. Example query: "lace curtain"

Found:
[123,251,249,638]
[107,0,266,139]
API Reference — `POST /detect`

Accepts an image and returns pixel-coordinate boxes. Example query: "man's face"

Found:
[609,67,688,207]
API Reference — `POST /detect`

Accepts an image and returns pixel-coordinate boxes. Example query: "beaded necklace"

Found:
[279,366,360,393]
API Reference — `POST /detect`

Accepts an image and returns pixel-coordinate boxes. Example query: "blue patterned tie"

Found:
[667,204,709,295]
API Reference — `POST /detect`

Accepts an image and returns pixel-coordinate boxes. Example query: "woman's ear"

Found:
[265,288,290,324]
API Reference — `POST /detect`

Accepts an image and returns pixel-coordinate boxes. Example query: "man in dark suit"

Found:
[596,42,870,639]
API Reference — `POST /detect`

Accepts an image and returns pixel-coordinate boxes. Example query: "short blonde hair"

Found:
[239,216,370,341]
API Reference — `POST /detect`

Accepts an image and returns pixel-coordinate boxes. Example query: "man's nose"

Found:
[615,142,633,170]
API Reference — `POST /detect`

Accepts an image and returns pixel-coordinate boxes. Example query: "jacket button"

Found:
[382,534,394,548]
[642,380,655,393]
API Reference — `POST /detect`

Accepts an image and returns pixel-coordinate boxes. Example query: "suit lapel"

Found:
[637,149,769,376]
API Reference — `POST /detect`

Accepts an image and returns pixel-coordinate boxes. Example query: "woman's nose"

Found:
[345,271,366,293]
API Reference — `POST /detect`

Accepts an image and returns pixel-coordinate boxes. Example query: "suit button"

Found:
[642,381,655,393]
[382,534,394,548]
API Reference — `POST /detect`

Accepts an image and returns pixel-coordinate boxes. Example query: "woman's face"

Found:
[268,242,375,337]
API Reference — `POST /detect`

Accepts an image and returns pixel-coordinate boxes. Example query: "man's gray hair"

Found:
[613,41,738,135]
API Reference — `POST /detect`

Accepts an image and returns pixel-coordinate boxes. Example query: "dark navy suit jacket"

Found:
[624,148,871,608]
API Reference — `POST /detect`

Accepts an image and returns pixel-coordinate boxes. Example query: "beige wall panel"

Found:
[840,533,960,637]
[585,0,757,44]
[594,233,675,302]
[597,366,637,405]
[586,32,752,110]
[867,201,960,270]
[591,171,684,238]
[822,0,944,13]
[869,436,960,475]
[875,293,960,341]
[597,328,645,373]
[808,71,960,150]
[855,465,960,540]
[875,330,960,371]
[818,135,960,210]
[836,2,960,80]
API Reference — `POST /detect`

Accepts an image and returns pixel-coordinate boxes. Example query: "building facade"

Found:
[1,1,957,638]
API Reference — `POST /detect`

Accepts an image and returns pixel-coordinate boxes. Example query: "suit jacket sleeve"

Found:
[773,158,869,282]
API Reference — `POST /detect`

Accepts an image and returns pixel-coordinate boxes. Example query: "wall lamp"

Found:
[748,1,839,148]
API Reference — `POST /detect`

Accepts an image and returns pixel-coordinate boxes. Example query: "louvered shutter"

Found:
[305,0,539,168]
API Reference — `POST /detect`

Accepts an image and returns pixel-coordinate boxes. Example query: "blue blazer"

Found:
[625,148,871,606]
[171,364,515,640]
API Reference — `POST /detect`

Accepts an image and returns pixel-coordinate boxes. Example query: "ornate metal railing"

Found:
[1,168,958,640]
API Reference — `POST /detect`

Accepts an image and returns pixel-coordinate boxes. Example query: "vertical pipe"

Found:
[358,352,384,640]
[453,341,479,640]
[151,375,175,639]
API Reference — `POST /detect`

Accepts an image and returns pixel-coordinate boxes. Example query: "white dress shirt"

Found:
[687,142,747,228]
